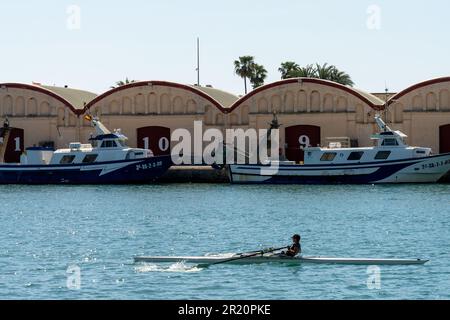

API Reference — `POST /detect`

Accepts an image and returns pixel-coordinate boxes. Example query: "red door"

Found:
[0,127,24,163]
[285,125,321,162]
[440,124,450,154]
[137,126,171,156]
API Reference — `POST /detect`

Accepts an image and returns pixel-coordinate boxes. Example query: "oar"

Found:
[236,248,274,255]
[199,246,288,268]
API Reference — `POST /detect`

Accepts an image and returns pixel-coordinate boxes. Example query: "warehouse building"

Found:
[1,77,450,163]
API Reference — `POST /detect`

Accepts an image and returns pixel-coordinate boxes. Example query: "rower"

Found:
[283,234,301,257]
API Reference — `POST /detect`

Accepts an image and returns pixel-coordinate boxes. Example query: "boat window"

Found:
[320,152,337,161]
[82,154,98,163]
[60,155,76,164]
[347,152,364,161]
[375,151,391,160]
[381,138,398,146]
[100,140,118,148]
[117,140,128,147]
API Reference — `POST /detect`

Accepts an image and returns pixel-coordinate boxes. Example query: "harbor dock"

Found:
[158,166,229,183]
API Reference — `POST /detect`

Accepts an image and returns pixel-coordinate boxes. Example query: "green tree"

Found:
[279,61,301,79]
[250,64,267,89]
[315,63,334,80]
[328,67,354,87]
[111,78,136,89]
[296,64,317,78]
[234,56,255,94]
[315,63,354,86]
[279,63,317,79]
[278,61,354,86]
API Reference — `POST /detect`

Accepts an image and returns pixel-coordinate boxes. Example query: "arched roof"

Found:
[0,83,84,114]
[227,78,385,112]
[188,85,239,108]
[388,77,450,106]
[83,81,228,114]
[41,85,97,110]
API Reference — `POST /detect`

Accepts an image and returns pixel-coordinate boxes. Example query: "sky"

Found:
[1,0,450,96]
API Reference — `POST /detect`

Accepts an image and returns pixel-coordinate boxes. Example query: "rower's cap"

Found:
[292,234,301,241]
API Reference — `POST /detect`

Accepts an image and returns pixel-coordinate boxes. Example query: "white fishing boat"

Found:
[0,116,172,184]
[228,115,450,184]
[134,253,428,266]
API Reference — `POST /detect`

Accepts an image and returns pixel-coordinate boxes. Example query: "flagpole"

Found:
[197,37,200,86]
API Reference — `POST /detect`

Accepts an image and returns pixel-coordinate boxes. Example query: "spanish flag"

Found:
[84,114,93,121]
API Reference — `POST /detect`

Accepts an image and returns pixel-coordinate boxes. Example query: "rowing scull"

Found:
[133,255,428,266]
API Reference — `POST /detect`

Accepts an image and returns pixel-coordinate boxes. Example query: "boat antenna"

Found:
[383,82,389,132]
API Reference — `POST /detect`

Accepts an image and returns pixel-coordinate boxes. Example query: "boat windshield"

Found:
[100,140,117,148]
[117,139,127,147]
[381,138,399,146]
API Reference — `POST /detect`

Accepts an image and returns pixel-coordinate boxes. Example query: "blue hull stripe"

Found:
[231,162,418,184]
[0,156,172,184]
[233,152,450,171]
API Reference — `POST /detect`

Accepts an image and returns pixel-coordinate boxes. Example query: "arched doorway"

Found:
[137,126,171,156]
[285,125,321,162]
[0,127,24,163]
[439,124,450,154]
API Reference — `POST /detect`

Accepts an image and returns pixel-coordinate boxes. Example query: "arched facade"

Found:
[388,77,450,151]
[0,83,88,148]
[82,81,232,148]
[2,77,450,159]
[226,78,384,150]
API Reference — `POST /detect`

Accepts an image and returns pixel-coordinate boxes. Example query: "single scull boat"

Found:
[133,254,428,266]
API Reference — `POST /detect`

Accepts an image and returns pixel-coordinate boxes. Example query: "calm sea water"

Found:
[0,183,449,300]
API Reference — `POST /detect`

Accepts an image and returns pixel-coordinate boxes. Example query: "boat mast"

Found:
[383,84,389,132]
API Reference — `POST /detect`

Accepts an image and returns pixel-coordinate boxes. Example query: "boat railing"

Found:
[69,143,93,151]
[325,137,351,149]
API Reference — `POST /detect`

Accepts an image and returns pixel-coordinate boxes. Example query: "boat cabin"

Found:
[20,118,154,165]
[303,115,431,165]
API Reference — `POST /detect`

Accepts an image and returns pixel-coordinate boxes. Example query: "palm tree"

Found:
[328,67,354,87]
[277,61,354,86]
[234,56,255,94]
[297,64,317,78]
[315,63,354,87]
[250,64,267,89]
[315,63,335,80]
[279,61,301,79]
[111,78,136,89]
